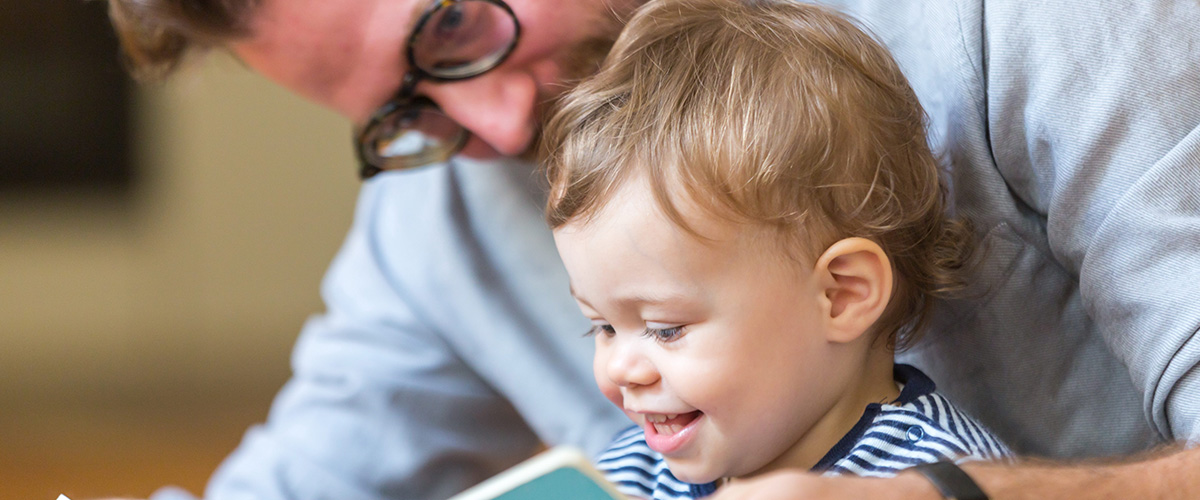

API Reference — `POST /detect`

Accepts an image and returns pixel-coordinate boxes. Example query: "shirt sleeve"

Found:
[152,174,543,500]
[981,1,1200,443]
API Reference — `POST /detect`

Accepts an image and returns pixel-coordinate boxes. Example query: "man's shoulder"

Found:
[348,156,548,277]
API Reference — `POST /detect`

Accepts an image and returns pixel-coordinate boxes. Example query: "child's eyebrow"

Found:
[569,285,694,308]
[568,284,592,304]
[621,292,688,305]
[606,291,698,309]
[567,285,597,310]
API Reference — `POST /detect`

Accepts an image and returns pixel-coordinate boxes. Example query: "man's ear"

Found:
[813,237,893,344]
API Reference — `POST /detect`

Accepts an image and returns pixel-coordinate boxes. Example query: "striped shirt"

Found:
[596,364,1012,499]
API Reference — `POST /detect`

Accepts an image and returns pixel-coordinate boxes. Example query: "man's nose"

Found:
[419,69,539,158]
[604,337,660,389]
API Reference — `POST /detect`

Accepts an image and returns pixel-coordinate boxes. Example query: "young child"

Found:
[541,0,1011,498]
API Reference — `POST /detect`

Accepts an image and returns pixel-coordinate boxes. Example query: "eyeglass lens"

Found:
[359,0,518,174]
[364,102,466,166]
[412,0,519,79]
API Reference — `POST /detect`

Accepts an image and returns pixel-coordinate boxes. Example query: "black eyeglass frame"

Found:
[355,0,522,179]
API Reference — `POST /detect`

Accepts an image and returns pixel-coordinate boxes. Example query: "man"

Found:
[107,0,1200,499]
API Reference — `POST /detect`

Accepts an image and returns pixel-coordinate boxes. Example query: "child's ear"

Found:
[813,237,893,344]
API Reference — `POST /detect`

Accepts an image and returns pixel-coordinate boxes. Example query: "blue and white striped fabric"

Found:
[596,364,1011,499]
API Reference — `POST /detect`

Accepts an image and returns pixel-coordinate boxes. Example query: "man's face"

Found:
[232,0,630,160]
[554,179,862,484]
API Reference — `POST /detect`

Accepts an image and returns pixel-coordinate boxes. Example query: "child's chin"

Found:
[664,459,723,485]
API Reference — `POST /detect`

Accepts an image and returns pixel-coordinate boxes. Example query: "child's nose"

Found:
[605,341,660,389]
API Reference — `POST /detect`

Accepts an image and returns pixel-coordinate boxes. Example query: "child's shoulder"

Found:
[823,391,1012,477]
[882,390,1013,461]
[822,366,1013,477]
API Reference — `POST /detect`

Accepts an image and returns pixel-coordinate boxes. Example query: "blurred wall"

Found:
[0,53,360,405]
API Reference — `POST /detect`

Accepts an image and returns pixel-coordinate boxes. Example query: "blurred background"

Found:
[2,2,361,498]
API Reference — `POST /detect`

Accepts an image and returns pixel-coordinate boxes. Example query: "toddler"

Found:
[542,0,1011,498]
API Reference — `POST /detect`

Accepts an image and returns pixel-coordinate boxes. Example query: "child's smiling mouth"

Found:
[638,410,705,454]
[643,411,703,435]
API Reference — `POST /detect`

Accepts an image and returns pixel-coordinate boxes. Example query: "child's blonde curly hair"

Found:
[543,0,974,349]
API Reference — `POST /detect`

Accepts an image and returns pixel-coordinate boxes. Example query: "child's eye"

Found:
[584,323,616,337]
[642,325,686,343]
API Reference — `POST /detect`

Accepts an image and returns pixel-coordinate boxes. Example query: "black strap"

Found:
[912,461,989,500]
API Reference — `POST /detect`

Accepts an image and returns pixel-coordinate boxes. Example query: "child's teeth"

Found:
[644,413,679,423]
[653,423,684,435]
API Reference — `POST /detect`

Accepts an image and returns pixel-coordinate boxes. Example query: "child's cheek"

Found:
[598,378,624,409]
[593,349,626,410]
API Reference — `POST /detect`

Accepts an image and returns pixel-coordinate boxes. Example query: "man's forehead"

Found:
[232,0,423,120]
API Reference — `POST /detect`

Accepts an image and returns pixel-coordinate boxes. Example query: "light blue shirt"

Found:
[823,0,1200,458]
[154,0,1200,499]
[154,158,632,500]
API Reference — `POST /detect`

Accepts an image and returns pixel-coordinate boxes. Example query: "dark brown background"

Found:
[1,0,133,191]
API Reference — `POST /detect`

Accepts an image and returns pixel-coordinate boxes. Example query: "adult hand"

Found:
[709,469,940,500]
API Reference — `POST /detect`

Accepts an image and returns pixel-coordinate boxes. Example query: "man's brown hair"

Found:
[544,0,973,349]
[106,0,259,80]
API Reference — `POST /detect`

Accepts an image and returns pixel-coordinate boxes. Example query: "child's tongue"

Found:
[648,411,702,436]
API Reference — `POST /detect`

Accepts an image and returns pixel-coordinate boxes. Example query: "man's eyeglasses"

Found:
[355,0,521,179]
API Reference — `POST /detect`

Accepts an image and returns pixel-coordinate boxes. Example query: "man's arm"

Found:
[963,0,1200,452]
[962,447,1200,499]
[712,446,1200,499]
[980,0,1200,447]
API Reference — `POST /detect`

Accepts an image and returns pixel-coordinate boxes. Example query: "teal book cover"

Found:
[447,447,628,500]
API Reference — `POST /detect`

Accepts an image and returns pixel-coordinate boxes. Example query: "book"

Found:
[447,446,629,500]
